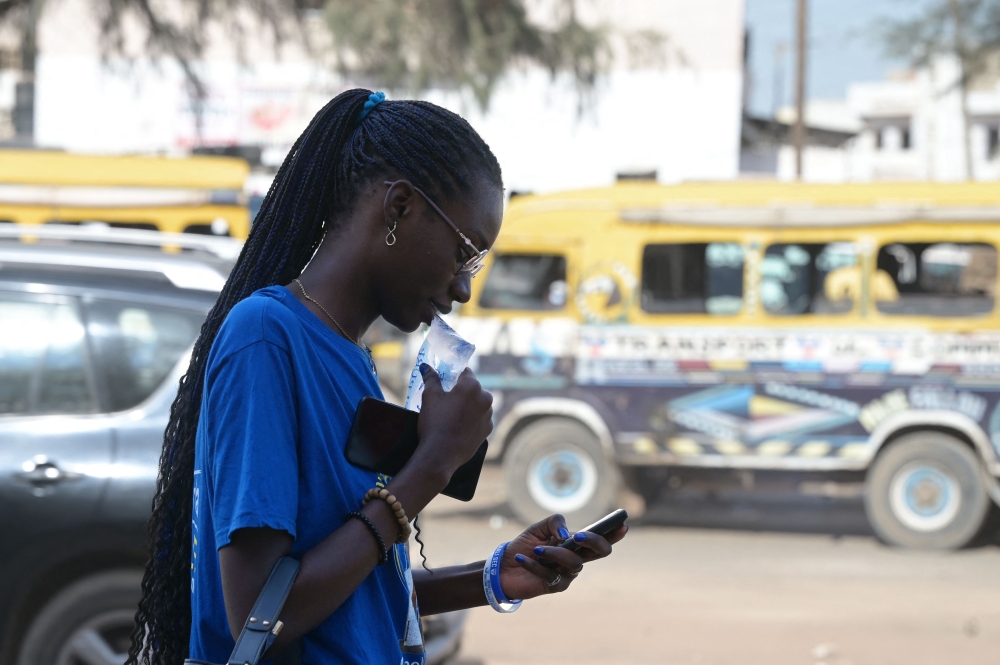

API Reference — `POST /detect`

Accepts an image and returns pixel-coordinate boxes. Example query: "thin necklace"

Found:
[294,278,376,375]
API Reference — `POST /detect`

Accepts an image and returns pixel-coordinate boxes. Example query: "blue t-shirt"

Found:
[189,285,424,665]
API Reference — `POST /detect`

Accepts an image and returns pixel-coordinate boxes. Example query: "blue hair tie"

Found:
[358,91,386,121]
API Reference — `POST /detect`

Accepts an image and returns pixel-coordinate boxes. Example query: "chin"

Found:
[382,309,423,334]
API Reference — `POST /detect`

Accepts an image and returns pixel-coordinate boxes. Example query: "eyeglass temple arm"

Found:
[383,180,480,251]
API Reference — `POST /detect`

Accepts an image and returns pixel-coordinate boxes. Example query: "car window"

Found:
[85,300,205,412]
[479,254,568,310]
[641,243,744,314]
[761,242,857,316]
[0,295,96,415]
[876,242,997,317]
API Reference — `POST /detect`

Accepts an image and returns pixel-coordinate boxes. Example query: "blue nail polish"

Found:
[574,532,586,542]
[419,363,430,376]
[558,527,570,539]
[515,553,525,563]
[533,546,545,556]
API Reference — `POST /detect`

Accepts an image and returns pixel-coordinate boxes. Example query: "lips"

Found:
[430,300,452,316]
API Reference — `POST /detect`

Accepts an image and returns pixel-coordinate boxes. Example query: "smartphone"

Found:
[344,396,488,502]
[556,509,628,552]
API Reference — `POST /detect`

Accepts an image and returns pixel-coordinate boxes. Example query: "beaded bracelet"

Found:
[362,487,412,543]
[347,511,388,565]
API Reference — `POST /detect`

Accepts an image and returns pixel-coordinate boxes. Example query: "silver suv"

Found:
[0,226,464,665]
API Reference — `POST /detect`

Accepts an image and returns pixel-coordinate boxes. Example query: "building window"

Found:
[988,125,1000,160]
[479,254,567,310]
[760,243,858,315]
[871,120,912,151]
[641,243,744,315]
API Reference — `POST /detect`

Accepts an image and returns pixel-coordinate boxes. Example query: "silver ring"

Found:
[546,574,562,587]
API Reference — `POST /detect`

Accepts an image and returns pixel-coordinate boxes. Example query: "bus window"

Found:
[876,242,997,317]
[479,253,567,310]
[761,242,857,315]
[641,243,744,315]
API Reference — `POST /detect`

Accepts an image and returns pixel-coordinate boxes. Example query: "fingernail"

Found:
[533,546,545,556]
[574,532,586,542]
[419,363,430,376]
[515,553,525,563]
[558,527,570,539]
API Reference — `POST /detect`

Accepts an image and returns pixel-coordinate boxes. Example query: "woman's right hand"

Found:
[411,364,493,488]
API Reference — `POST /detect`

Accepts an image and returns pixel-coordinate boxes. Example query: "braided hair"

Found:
[126,88,503,665]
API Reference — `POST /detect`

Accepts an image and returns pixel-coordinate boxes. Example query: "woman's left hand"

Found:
[498,514,628,600]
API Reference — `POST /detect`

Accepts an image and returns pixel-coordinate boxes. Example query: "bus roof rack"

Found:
[619,205,1000,227]
[0,223,244,260]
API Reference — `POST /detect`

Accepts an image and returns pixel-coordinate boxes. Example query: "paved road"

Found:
[420,465,1000,665]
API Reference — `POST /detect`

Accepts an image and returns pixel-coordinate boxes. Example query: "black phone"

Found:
[557,509,628,552]
[344,396,488,502]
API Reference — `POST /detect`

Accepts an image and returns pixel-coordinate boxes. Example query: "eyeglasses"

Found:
[384,180,489,277]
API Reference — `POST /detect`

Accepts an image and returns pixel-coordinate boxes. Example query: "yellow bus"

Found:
[0,149,251,238]
[449,180,1000,550]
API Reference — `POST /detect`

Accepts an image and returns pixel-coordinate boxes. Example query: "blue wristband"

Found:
[483,542,522,613]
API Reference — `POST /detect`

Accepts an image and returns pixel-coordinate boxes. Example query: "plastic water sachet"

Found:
[404,314,476,412]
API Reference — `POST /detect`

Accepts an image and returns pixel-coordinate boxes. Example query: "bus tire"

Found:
[864,432,989,550]
[504,418,619,526]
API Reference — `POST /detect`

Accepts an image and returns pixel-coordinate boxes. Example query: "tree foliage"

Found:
[878,0,1000,86]
[1,0,655,110]
[1,0,296,100]
[324,0,616,111]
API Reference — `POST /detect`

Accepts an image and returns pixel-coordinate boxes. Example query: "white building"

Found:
[751,56,1000,183]
[16,0,746,194]
[847,58,1000,182]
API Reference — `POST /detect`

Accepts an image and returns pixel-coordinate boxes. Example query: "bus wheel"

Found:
[504,418,618,526]
[865,432,989,550]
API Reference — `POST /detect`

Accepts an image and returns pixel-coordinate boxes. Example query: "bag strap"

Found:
[227,556,300,665]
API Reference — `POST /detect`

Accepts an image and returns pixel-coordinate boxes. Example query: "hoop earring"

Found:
[385,220,398,246]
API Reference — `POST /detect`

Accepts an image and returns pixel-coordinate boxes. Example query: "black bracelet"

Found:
[348,511,388,565]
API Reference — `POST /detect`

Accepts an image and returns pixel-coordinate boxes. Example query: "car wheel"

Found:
[865,432,989,550]
[504,418,619,526]
[17,570,141,665]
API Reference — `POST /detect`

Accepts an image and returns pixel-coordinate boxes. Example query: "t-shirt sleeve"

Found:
[203,339,299,548]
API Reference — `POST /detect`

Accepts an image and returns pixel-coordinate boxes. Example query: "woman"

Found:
[126,89,627,665]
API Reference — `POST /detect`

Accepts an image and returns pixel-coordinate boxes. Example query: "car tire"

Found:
[865,432,989,550]
[504,418,619,526]
[17,569,142,665]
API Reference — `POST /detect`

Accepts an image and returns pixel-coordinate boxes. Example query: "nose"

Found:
[449,272,472,305]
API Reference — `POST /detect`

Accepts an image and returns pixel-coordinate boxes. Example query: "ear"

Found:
[382,180,418,230]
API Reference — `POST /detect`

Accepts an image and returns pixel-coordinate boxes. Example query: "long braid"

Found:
[127,89,502,665]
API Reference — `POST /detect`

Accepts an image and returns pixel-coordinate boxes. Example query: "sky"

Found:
[744,0,935,118]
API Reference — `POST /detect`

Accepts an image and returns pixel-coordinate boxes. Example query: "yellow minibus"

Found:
[0,149,251,238]
[452,180,1000,550]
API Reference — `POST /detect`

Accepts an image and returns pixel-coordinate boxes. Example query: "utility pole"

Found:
[793,0,807,180]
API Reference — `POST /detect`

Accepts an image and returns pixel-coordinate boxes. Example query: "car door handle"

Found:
[16,456,83,486]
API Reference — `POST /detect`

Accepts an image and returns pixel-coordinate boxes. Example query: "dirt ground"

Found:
[419,465,1000,665]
